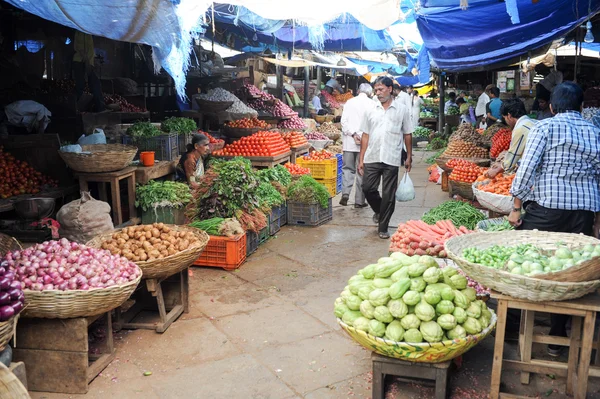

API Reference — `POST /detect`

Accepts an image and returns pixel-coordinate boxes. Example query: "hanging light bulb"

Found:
[585,20,595,43]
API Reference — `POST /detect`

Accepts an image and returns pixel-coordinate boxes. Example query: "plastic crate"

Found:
[179,132,194,155]
[193,233,246,270]
[287,198,333,226]
[268,215,281,235]
[336,153,343,171]
[280,203,288,226]
[258,226,269,244]
[123,133,179,161]
[246,230,259,256]
[336,175,342,194]
[296,158,337,179]
[316,177,337,197]
[268,205,284,235]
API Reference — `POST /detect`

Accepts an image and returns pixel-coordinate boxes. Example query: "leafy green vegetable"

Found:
[189,218,225,235]
[422,201,486,230]
[256,165,292,186]
[287,175,330,208]
[427,137,448,151]
[161,117,197,135]
[425,148,445,164]
[135,180,191,211]
[413,126,432,139]
[256,182,284,210]
[127,122,162,138]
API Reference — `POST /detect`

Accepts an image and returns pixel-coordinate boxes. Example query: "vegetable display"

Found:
[422,201,486,230]
[189,218,244,237]
[0,256,23,320]
[481,220,514,232]
[475,173,515,196]
[321,90,340,108]
[448,160,486,183]
[390,220,471,257]
[450,124,490,148]
[463,243,600,276]
[104,94,145,112]
[490,128,512,158]
[414,126,432,139]
[334,92,354,103]
[287,175,330,208]
[304,132,330,141]
[334,254,494,343]
[446,106,460,116]
[256,182,285,210]
[278,116,307,130]
[439,262,489,296]
[442,140,489,159]
[160,117,197,135]
[101,224,199,262]
[256,165,292,187]
[4,238,141,292]
[225,118,269,129]
[197,88,257,116]
[284,163,311,175]
[281,131,308,148]
[203,131,223,144]
[126,122,162,138]
[135,180,191,212]
[0,147,57,198]
[317,122,342,136]
[302,150,335,161]
[213,131,290,157]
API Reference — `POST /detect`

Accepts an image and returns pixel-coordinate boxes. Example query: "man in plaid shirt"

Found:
[509,81,600,356]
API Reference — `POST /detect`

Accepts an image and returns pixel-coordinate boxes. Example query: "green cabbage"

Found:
[423,267,442,284]
[385,320,405,341]
[404,328,423,343]
[453,307,467,324]
[423,290,442,306]
[453,290,470,309]
[342,310,362,326]
[436,300,455,315]
[450,274,468,290]
[360,264,377,279]
[402,290,421,306]
[420,321,444,343]
[447,325,467,339]
[387,299,409,319]
[441,287,455,301]
[418,255,438,268]
[391,267,409,282]
[389,278,411,299]
[368,319,386,337]
[346,294,362,311]
[462,317,482,335]
[415,301,436,322]
[373,278,393,288]
[437,314,457,330]
[353,317,370,332]
[358,285,375,301]
[461,287,477,302]
[374,306,394,323]
[411,277,427,292]
[466,302,481,319]
[369,288,391,307]
[360,300,376,319]
[334,302,350,318]
[400,314,421,330]
[407,262,428,277]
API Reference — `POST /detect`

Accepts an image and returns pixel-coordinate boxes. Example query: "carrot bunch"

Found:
[490,128,511,158]
[476,173,515,195]
[389,219,471,257]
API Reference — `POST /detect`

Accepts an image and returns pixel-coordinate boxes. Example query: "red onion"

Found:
[0,293,10,305]
[0,305,14,321]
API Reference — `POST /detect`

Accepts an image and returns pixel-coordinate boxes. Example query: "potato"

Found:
[162,226,171,233]
[148,256,156,261]
[122,233,130,240]
[149,250,160,258]
[167,247,177,256]
[145,231,152,239]
[180,239,190,250]
[139,235,146,242]
[139,252,148,261]
[101,242,109,250]
[157,244,167,252]
[160,250,169,257]
[157,222,165,230]
[133,256,140,262]
[124,253,134,260]
[151,228,160,238]
[143,225,152,232]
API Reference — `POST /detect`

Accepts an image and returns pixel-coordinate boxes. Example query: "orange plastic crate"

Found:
[193,233,247,270]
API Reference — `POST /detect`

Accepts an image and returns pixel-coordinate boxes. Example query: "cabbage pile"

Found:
[334,253,494,343]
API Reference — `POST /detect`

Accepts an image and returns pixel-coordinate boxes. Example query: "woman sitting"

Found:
[177,134,211,187]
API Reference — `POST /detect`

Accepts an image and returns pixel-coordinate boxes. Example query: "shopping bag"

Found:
[396,172,415,202]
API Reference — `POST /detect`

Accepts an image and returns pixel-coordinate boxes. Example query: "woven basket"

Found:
[221,126,263,139]
[195,99,233,113]
[475,217,511,232]
[0,362,29,399]
[445,231,600,301]
[437,157,491,170]
[0,315,17,351]
[449,180,474,200]
[338,312,496,363]
[472,182,513,214]
[59,144,137,173]
[87,225,209,279]
[22,273,141,318]
[0,234,22,256]
[314,115,327,124]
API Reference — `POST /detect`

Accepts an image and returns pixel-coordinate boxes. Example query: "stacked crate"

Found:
[296,157,339,197]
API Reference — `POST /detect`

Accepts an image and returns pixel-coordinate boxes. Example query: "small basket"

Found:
[449,180,474,200]
[338,312,496,363]
[475,217,511,232]
[314,115,327,124]
[87,226,209,279]
[22,274,141,318]
[472,182,513,215]
[445,231,600,301]
[59,144,137,173]
[0,315,17,351]
[0,362,29,399]
[195,99,233,113]
[0,233,22,255]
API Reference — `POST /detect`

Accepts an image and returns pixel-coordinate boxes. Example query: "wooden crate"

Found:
[214,152,291,169]
[290,143,311,163]
[12,313,114,394]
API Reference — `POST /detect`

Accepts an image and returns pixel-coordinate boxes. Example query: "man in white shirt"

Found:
[358,76,414,239]
[340,83,374,207]
[475,84,492,126]
[394,82,411,109]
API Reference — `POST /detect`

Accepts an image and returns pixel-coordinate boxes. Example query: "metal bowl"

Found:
[13,198,56,220]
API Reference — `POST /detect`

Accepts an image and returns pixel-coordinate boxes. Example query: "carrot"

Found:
[459,226,470,234]
[409,234,422,243]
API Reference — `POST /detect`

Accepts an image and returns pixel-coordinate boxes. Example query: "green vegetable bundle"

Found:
[413,126,432,139]
[425,148,445,165]
[161,117,197,135]
[422,201,485,230]
[189,217,244,237]
[135,180,192,211]
[127,122,162,138]
[256,182,284,211]
[257,165,292,187]
[287,175,330,208]
[427,137,448,151]
[335,253,494,343]
[446,107,460,116]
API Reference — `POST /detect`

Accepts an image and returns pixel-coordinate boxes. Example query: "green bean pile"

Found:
[422,201,486,230]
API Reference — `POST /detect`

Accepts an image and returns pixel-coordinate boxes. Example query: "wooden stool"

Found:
[75,166,137,225]
[490,291,600,399]
[371,353,450,399]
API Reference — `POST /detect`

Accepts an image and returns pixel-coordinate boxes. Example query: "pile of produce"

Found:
[334,254,495,343]
[0,147,57,198]
[278,117,306,130]
[321,90,341,108]
[301,149,336,161]
[479,219,514,232]
[256,181,285,211]
[284,163,311,175]
[326,145,343,154]
[281,131,308,148]
[256,165,292,187]
[463,243,600,276]
[0,257,24,320]
[203,131,225,145]
[213,131,290,157]
[5,238,141,291]
[135,180,191,212]
[226,118,269,129]
[422,201,486,230]
[317,122,341,135]
[126,122,162,138]
[160,117,197,135]
[475,173,515,196]
[482,123,507,140]
[446,106,460,116]
[390,220,471,257]
[189,218,244,237]
[304,131,330,141]
[197,88,257,116]
[237,83,264,99]
[442,140,488,159]
[334,92,354,103]
[420,111,435,118]
[439,263,489,296]
[490,128,512,158]
[449,124,490,148]
[103,94,146,112]
[287,175,330,208]
[101,224,199,262]
[414,126,432,139]
[449,160,486,184]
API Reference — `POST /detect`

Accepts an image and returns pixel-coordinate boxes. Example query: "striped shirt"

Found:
[510,111,600,212]
[503,116,536,172]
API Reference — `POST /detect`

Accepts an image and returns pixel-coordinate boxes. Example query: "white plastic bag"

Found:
[396,172,415,202]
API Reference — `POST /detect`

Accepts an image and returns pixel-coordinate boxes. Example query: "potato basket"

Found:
[448,180,474,201]
[59,144,137,173]
[445,231,600,301]
[337,312,496,363]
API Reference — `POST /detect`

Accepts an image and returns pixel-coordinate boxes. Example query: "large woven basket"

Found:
[472,181,513,214]
[87,225,209,279]
[0,362,29,399]
[445,231,600,301]
[59,144,137,173]
[338,312,496,363]
[22,273,141,319]
[0,234,22,256]
[0,315,17,351]
[436,157,491,171]
[449,180,475,200]
[195,99,233,113]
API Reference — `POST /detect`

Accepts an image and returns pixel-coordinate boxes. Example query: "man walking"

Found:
[358,76,413,239]
[509,82,600,356]
[339,83,373,207]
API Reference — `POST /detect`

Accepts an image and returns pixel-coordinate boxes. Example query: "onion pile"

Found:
[3,239,141,292]
[0,260,24,321]
[278,116,306,130]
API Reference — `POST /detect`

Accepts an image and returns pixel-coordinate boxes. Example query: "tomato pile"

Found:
[476,173,515,195]
[284,163,311,175]
[281,132,308,148]
[302,150,335,161]
[449,159,487,183]
[226,118,269,129]
[200,131,224,144]
[490,128,512,158]
[212,131,290,157]
[0,148,57,199]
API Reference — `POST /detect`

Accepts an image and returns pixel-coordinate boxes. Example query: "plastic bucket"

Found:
[140,151,155,167]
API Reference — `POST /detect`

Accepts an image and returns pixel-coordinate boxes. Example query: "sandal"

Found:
[378,232,390,239]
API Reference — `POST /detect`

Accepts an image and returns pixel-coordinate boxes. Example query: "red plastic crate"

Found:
[193,233,246,270]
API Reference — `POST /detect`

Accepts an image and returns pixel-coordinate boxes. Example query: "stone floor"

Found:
[30,151,600,399]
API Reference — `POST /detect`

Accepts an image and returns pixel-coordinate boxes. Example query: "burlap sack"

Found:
[57,192,114,243]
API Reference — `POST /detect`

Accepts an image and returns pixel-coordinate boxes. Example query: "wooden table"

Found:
[490,291,600,399]
[74,167,136,225]
[134,160,178,185]
[290,143,311,163]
